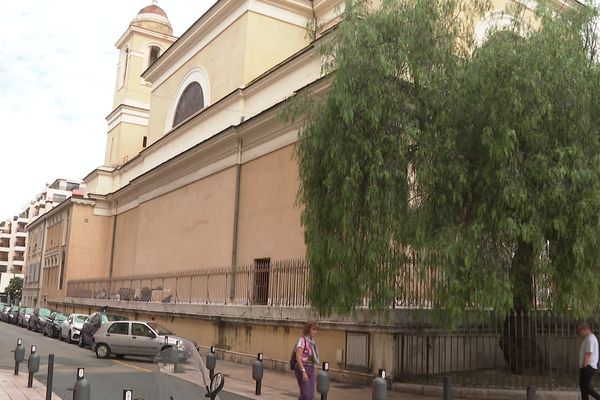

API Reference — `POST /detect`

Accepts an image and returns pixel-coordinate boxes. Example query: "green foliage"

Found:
[291,0,600,326]
[6,277,23,300]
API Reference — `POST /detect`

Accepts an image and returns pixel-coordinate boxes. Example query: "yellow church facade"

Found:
[26,0,584,384]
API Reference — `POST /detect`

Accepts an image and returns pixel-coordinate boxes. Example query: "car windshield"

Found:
[25,308,32,314]
[147,323,173,336]
[54,314,66,322]
[74,314,88,323]
[11,306,19,311]
[101,314,128,323]
[39,308,51,317]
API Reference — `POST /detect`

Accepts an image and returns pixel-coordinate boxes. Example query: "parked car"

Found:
[93,321,189,360]
[29,307,52,332]
[18,308,33,327]
[8,306,20,324]
[79,311,128,348]
[43,312,67,338]
[61,313,89,343]
[0,305,10,322]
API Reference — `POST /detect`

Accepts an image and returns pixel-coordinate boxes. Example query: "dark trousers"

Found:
[294,364,315,400]
[580,366,600,400]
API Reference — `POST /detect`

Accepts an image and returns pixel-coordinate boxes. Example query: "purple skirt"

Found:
[294,363,316,400]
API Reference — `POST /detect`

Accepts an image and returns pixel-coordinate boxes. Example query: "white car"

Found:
[60,313,88,343]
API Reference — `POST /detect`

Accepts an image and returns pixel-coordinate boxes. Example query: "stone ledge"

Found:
[391,382,578,400]
[62,297,429,331]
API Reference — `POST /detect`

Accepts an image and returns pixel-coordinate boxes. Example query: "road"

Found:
[0,321,248,400]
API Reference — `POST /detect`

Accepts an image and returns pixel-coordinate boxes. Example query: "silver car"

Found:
[61,313,88,343]
[93,321,188,359]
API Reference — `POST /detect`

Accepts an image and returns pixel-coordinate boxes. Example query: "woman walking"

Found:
[295,321,320,400]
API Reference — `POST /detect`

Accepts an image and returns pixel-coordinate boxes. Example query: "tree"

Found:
[292,0,600,327]
[6,277,23,304]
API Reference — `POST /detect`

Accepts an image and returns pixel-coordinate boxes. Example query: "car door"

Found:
[105,322,130,354]
[130,323,159,356]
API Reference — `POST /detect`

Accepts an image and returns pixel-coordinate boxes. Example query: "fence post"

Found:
[443,376,452,400]
[526,385,536,400]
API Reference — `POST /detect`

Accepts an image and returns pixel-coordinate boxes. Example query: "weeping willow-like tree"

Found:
[292,0,600,327]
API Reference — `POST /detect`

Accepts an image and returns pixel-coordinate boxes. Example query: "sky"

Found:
[0,1,217,220]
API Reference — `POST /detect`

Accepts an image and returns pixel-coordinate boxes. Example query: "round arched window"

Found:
[173,82,205,126]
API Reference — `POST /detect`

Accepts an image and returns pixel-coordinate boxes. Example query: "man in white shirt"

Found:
[578,322,600,400]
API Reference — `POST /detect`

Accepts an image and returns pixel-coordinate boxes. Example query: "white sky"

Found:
[0,1,217,220]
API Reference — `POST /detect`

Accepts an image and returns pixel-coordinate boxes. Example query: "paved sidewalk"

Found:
[213,359,438,400]
[0,370,61,400]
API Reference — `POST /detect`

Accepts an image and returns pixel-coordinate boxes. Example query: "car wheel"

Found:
[95,343,110,359]
[42,328,47,336]
[78,335,85,348]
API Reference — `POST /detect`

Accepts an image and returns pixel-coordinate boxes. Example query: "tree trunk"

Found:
[498,242,544,374]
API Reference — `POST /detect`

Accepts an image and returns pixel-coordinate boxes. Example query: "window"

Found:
[142,136,148,148]
[132,323,152,337]
[173,82,204,126]
[148,46,161,66]
[253,258,271,306]
[108,323,129,335]
[123,47,130,84]
[59,252,65,290]
[52,194,67,203]
[66,182,80,191]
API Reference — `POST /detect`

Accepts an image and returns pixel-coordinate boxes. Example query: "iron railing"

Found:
[66,259,309,307]
[399,310,589,390]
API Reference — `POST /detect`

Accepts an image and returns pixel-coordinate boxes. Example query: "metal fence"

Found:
[399,310,590,390]
[66,259,309,307]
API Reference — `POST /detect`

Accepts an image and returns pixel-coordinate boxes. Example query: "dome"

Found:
[130,3,173,35]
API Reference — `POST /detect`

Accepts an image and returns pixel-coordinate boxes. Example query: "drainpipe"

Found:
[310,0,317,41]
[108,201,118,296]
[230,138,243,301]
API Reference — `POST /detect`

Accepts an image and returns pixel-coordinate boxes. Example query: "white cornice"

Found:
[115,25,177,50]
[107,107,150,131]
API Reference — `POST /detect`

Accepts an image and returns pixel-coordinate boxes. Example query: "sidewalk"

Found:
[0,370,61,400]
[214,359,438,400]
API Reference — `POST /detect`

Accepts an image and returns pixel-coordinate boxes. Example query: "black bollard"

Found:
[73,368,91,400]
[372,369,387,400]
[252,353,264,395]
[27,345,40,388]
[206,346,217,381]
[123,389,133,400]
[443,376,452,400]
[14,338,25,376]
[46,354,55,400]
[526,385,536,400]
[317,362,330,400]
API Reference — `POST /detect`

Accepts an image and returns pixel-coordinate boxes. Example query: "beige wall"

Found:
[236,144,305,264]
[243,12,309,84]
[113,208,139,277]
[112,167,237,277]
[65,204,112,282]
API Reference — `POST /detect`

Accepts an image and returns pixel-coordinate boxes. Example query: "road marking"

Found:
[113,359,152,373]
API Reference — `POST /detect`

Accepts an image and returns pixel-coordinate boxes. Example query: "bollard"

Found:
[14,338,25,376]
[27,345,40,388]
[172,342,183,373]
[443,376,452,400]
[123,389,133,400]
[526,385,536,400]
[206,346,217,381]
[252,353,264,395]
[316,362,330,400]
[46,354,55,400]
[72,368,91,400]
[372,369,387,400]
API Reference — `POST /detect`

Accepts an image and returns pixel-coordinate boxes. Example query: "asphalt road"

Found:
[0,321,248,400]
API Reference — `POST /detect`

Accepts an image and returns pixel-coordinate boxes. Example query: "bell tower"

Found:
[104,2,176,167]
